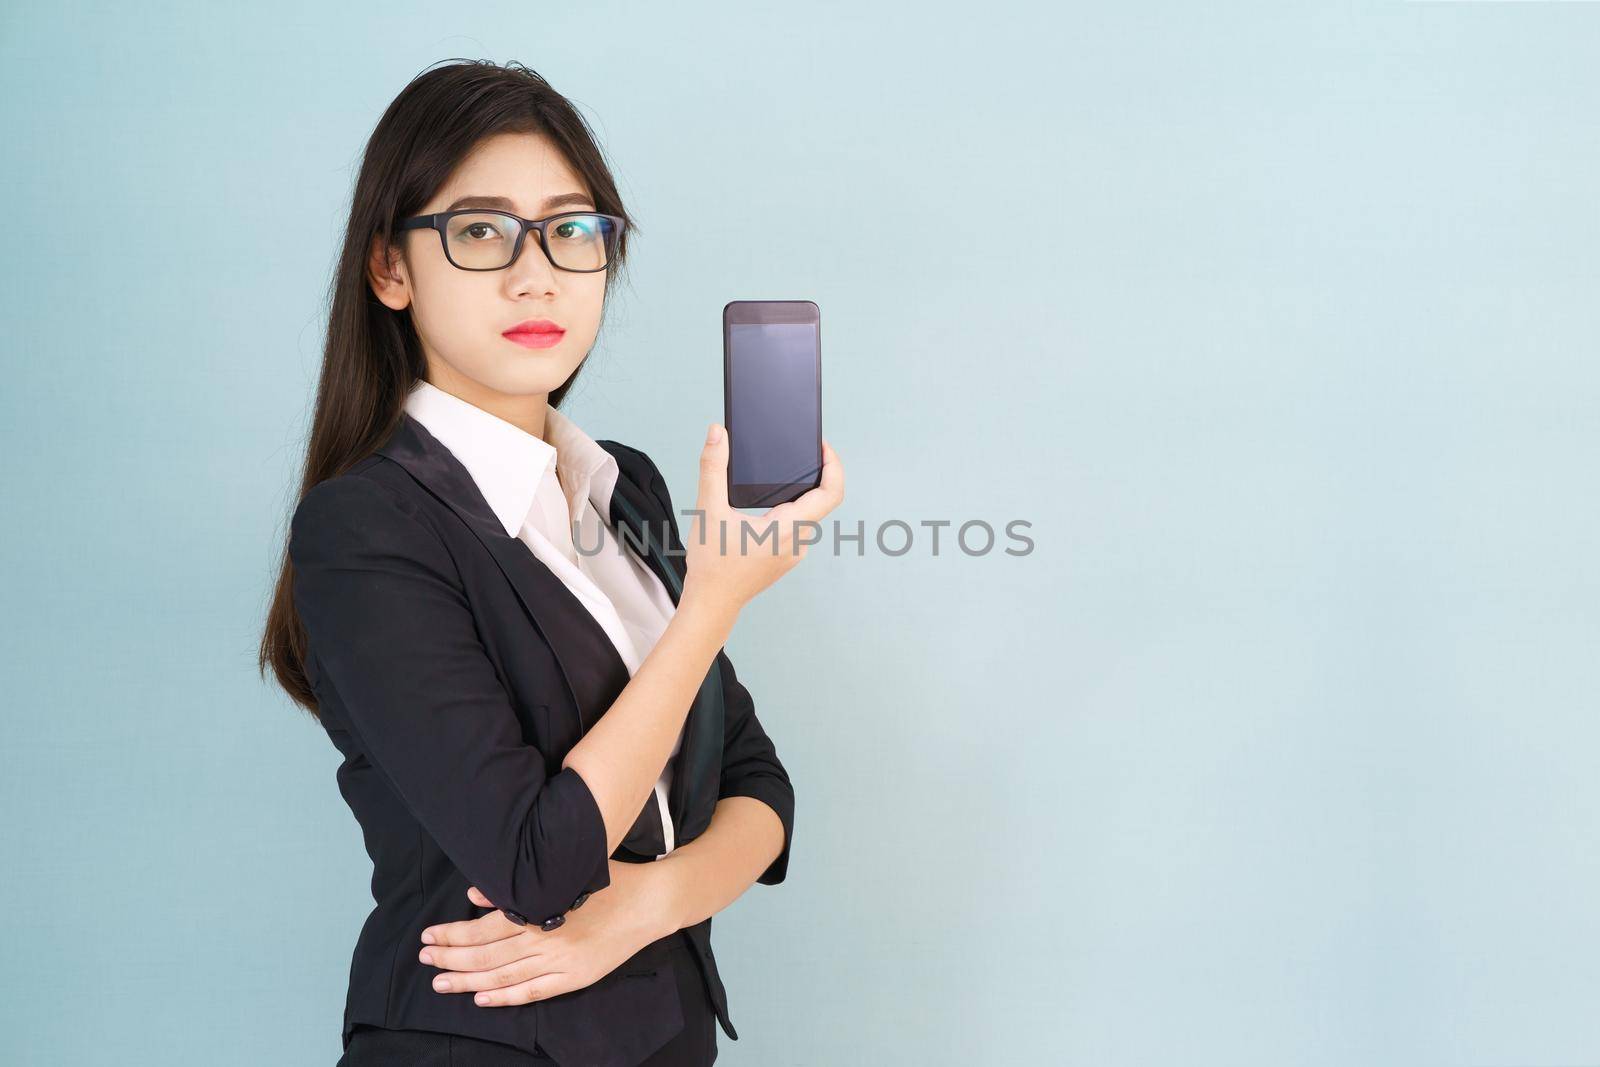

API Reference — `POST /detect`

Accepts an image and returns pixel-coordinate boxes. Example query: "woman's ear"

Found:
[367,235,411,311]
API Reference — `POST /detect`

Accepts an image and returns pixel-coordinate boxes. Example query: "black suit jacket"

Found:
[288,411,795,1066]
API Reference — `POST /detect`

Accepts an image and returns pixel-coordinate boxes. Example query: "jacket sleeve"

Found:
[711,647,795,885]
[631,445,796,886]
[289,473,612,923]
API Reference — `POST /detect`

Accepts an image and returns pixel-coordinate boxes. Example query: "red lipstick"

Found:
[502,318,566,349]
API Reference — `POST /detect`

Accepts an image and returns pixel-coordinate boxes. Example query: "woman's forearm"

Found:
[562,587,740,857]
[652,795,786,931]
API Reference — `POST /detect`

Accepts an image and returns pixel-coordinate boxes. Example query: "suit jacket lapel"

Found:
[375,413,632,735]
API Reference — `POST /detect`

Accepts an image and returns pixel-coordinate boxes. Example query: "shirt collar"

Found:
[542,403,622,528]
[402,379,619,538]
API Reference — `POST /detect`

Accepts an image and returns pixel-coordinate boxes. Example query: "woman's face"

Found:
[369,131,608,417]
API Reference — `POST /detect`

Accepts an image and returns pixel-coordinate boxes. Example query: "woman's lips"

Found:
[502,327,565,349]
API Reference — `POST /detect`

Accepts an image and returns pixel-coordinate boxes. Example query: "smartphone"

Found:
[723,300,823,509]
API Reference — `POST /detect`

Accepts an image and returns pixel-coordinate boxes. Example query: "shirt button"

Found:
[502,909,529,927]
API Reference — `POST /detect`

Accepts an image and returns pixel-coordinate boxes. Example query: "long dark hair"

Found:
[260,59,637,717]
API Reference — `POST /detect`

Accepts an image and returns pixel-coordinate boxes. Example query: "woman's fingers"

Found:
[820,438,842,497]
[768,440,845,529]
[420,906,520,947]
[420,931,550,977]
[798,439,845,515]
[432,958,576,1004]
[425,947,563,997]
[469,970,576,1007]
[698,422,729,514]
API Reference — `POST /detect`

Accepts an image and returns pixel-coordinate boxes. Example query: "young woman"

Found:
[260,59,843,1066]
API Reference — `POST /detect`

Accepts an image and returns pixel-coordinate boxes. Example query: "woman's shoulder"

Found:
[289,456,434,558]
[295,455,408,513]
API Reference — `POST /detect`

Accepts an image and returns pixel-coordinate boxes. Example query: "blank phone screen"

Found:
[728,322,820,487]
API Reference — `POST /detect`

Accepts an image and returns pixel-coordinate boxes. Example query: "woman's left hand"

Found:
[417,859,681,1007]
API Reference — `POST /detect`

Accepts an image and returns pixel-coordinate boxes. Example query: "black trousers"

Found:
[336,936,718,1066]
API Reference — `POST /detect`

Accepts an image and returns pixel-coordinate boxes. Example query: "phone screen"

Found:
[724,304,821,508]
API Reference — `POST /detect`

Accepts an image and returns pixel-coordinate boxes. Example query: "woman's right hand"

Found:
[681,422,844,615]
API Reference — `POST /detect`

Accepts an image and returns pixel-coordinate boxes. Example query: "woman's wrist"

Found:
[675,580,742,638]
[606,858,684,944]
[645,854,690,937]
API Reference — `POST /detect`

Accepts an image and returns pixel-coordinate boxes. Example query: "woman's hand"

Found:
[417,860,682,1007]
[681,423,845,614]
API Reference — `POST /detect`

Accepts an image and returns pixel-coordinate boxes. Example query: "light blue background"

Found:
[3,2,1597,1065]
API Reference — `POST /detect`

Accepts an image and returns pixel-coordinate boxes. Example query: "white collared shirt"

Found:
[403,379,682,858]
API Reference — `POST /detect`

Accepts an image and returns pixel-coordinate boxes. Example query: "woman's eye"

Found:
[553,220,594,242]
[464,223,502,241]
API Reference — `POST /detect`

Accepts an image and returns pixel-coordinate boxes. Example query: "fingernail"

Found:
[421,930,436,944]
[475,993,491,1006]
[419,950,433,964]
[707,423,721,444]
[433,977,451,992]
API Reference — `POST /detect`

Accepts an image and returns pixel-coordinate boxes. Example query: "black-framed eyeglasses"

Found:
[396,209,624,272]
